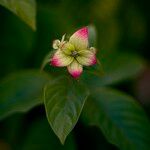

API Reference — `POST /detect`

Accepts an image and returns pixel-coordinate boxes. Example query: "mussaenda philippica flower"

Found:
[50,27,97,78]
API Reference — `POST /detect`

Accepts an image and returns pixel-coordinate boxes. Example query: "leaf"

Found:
[100,52,144,83]
[82,88,150,150]
[82,52,144,87]
[0,0,36,30]
[0,70,50,120]
[21,118,77,150]
[44,76,89,144]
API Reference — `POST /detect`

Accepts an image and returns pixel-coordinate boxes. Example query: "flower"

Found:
[50,27,97,78]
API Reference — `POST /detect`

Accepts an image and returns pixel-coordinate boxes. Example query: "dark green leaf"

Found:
[21,118,77,150]
[82,88,150,150]
[44,76,89,144]
[0,0,36,30]
[82,52,144,87]
[0,70,50,120]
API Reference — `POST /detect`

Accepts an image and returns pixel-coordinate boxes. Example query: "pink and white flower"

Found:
[50,27,97,78]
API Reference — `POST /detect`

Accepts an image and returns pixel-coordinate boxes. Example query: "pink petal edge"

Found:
[74,27,88,40]
[91,56,97,65]
[50,53,64,66]
[70,70,82,78]
[50,58,60,66]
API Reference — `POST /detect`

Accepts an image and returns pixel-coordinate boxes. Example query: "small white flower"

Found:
[50,27,97,78]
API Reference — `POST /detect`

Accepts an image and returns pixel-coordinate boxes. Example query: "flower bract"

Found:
[50,27,97,78]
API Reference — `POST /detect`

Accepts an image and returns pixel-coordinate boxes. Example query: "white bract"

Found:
[50,27,97,78]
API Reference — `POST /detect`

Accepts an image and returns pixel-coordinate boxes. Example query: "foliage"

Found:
[82,88,150,150]
[44,76,89,144]
[0,0,150,149]
[0,70,49,120]
[0,0,36,30]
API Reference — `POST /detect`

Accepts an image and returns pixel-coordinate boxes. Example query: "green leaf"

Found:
[0,0,36,30]
[82,52,144,87]
[101,52,144,83]
[82,88,150,150]
[0,70,50,120]
[44,76,89,144]
[21,118,77,150]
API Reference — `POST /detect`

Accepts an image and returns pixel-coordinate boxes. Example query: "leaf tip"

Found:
[59,138,66,145]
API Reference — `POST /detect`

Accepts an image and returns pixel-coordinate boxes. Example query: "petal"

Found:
[50,50,73,67]
[67,60,83,78]
[69,27,88,50]
[76,50,97,66]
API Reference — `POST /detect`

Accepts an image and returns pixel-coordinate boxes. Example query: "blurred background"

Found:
[0,0,150,149]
